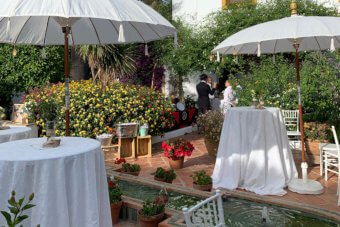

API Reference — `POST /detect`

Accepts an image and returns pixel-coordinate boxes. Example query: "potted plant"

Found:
[108,180,123,224]
[118,163,141,176]
[151,167,177,184]
[304,122,331,165]
[196,111,224,157]
[162,138,194,169]
[191,170,213,192]
[138,195,166,227]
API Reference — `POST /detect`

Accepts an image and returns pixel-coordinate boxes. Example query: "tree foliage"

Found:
[76,44,136,86]
[0,45,64,108]
[159,0,337,93]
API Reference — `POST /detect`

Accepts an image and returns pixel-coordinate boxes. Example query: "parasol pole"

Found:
[293,42,308,183]
[62,26,70,136]
[287,0,323,193]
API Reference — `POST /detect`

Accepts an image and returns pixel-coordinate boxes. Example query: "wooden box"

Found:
[119,137,136,159]
[137,135,152,157]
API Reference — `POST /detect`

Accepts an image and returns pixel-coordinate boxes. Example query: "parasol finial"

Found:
[290,0,297,16]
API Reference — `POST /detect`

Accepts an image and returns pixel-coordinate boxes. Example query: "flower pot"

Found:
[204,138,218,157]
[154,176,166,182]
[138,210,164,227]
[154,176,173,184]
[305,139,322,165]
[193,182,212,192]
[114,168,140,176]
[168,156,184,169]
[111,200,123,224]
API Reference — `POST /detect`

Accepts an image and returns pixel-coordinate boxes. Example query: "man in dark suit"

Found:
[196,74,217,114]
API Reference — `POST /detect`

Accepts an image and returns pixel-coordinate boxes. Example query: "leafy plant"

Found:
[162,138,194,159]
[0,45,64,108]
[304,122,332,142]
[23,81,175,137]
[108,180,123,204]
[122,163,141,173]
[197,110,224,143]
[184,95,196,109]
[139,195,166,217]
[76,44,136,86]
[37,99,58,121]
[152,167,177,182]
[1,190,39,227]
[191,170,212,186]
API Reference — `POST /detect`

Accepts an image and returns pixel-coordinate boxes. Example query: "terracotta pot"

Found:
[204,138,219,157]
[154,176,173,184]
[138,210,164,227]
[114,168,140,176]
[193,182,212,192]
[305,139,323,165]
[111,200,123,224]
[168,156,184,169]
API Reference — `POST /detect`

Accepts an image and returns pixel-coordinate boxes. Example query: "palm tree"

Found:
[76,44,136,85]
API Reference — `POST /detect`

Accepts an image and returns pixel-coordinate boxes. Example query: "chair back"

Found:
[183,190,225,227]
[282,110,299,133]
[332,126,340,206]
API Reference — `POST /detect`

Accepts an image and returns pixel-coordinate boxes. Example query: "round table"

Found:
[0,126,32,143]
[212,107,298,196]
[0,137,112,227]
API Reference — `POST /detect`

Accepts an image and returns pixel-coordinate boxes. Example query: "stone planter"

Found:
[114,168,140,176]
[168,156,184,169]
[111,201,123,224]
[154,176,173,184]
[138,210,164,227]
[305,139,323,165]
[193,182,212,192]
[204,138,218,157]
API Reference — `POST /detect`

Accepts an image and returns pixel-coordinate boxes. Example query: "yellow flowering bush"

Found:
[23,80,175,137]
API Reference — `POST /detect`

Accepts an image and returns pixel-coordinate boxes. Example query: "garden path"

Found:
[106,132,340,226]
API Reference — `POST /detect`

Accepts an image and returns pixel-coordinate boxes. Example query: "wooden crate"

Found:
[119,137,136,159]
[102,145,120,162]
[137,135,152,157]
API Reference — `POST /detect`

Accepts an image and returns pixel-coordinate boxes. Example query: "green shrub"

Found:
[23,80,175,137]
[191,170,212,186]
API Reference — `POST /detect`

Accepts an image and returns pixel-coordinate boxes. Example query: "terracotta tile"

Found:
[106,132,340,218]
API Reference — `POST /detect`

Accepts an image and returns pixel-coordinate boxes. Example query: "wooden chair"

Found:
[324,126,339,181]
[282,110,301,149]
[183,190,225,227]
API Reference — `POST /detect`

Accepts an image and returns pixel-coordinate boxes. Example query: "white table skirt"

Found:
[0,126,32,143]
[212,107,298,196]
[0,137,112,227]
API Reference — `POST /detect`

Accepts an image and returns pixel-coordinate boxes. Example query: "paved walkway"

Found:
[106,132,340,224]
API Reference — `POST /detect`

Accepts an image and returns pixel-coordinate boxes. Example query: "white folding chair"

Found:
[319,142,337,176]
[282,110,301,149]
[324,126,339,182]
[183,190,225,227]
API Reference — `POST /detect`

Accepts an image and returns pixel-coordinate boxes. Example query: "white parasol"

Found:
[0,0,177,136]
[212,0,340,194]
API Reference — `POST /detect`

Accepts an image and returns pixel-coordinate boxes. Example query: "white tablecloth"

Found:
[212,107,298,196]
[0,137,112,227]
[0,126,32,143]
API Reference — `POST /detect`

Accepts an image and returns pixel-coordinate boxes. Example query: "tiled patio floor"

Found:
[106,132,340,224]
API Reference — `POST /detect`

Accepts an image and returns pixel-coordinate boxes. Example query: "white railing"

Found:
[182,190,225,227]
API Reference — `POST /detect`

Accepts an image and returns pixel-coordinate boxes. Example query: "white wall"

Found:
[172,0,222,25]
[173,0,340,26]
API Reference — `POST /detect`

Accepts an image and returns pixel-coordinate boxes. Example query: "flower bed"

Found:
[23,80,175,137]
